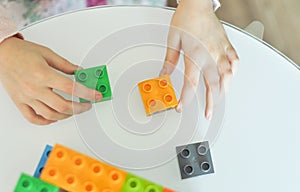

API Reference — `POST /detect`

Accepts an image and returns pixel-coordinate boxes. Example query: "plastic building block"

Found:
[163,188,176,192]
[40,144,127,192]
[120,173,174,192]
[74,65,112,102]
[40,144,175,192]
[138,75,178,115]
[34,145,53,178]
[121,173,163,192]
[176,141,214,179]
[14,173,59,192]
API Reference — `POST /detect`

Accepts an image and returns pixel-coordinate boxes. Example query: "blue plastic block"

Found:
[33,145,53,178]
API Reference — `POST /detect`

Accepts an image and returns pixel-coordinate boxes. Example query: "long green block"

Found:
[74,65,112,102]
[121,173,163,192]
[14,173,59,192]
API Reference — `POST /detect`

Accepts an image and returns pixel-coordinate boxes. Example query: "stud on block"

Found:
[74,65,112,102]
[138,75,178,115]
[176,141,214,179]
[121,173,163,192]
[14,173,59,192]
[40,144,127,192]
[34,145,53,178]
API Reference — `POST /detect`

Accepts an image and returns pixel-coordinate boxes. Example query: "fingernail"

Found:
[76,65,83,70]
[176,102,182,113]
[95,93,102,101]
[206,112,212,120]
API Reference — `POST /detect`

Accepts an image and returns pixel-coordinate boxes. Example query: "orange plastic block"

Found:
[138,75,178,115]
[40,144,127,192]
[163,188,176,192]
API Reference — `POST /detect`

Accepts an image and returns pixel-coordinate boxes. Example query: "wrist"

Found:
[13,33,24,40]
[177,0,218,12]
[0,33,24,45]
[0,36,20,68]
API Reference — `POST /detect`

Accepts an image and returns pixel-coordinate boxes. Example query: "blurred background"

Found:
[3,0,299,65]
[169,0,300,65]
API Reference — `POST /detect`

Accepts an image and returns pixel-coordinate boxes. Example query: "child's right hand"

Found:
[0,37,103,125]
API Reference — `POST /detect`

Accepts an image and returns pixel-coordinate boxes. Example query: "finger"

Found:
[201,57,221,106]
[226,45,239,76]
[40,46,80,74]
[176,55,200,112]
[47,70,103,102]
[160,27,181,76]
[37,89,92,115]
[220,71,233,95]
[217,54,232,76]
[30,99,71,121]
[18,104,56,125]
[204,77,213,120]
[217,55,233,94]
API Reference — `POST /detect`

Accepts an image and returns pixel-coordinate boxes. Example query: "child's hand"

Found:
[0,37,102,125]
[160,0,239,120]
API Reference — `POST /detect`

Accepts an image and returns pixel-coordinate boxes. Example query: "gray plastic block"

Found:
[176,141,214,179]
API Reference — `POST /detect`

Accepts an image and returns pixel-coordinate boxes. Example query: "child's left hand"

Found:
[160,0,239,119]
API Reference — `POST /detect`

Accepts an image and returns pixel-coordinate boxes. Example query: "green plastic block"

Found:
[121,173,163,192]
[14,173,59,192]
[74,65,112,102]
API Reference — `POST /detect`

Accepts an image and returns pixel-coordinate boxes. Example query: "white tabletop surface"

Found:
[0,6,299,192]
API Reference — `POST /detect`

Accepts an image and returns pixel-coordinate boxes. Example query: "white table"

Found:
[1,6,299,192]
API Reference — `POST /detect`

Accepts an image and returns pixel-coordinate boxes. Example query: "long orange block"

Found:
[40,144,127,192]
[138,75,178,115]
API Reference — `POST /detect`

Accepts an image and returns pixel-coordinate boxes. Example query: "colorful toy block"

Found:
[14,173,59,192]
[40,144,126,191]
[138,75,178,115]
[74,65,112,102]
[176,141,214,179]
[40,144,175,192]
[34,145,53,178]
[121,173,163,192]
[163,188,176,192]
